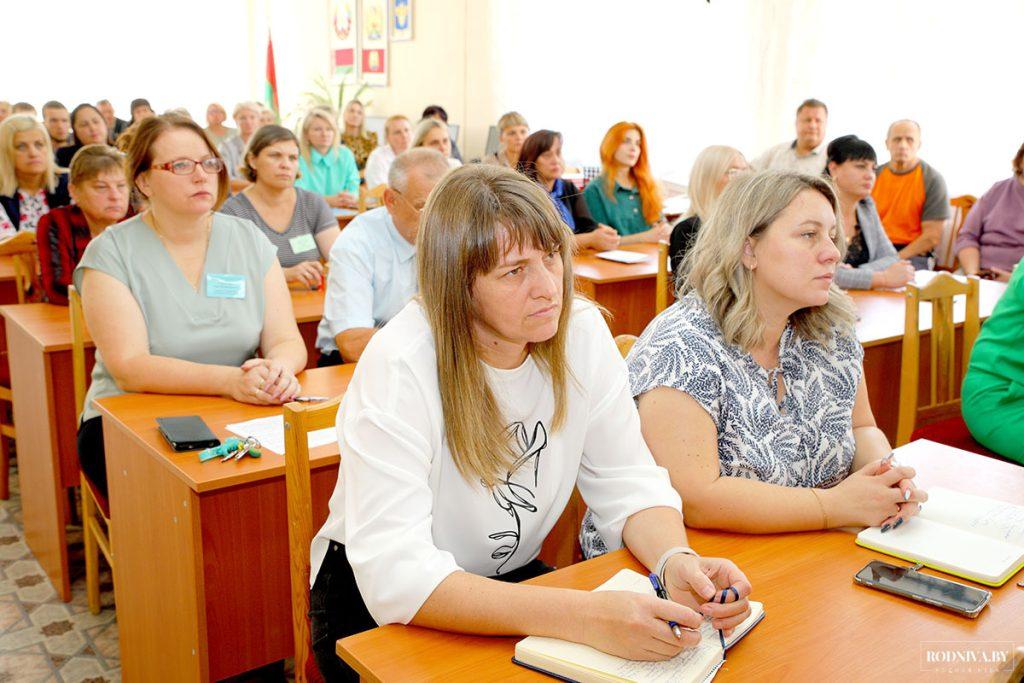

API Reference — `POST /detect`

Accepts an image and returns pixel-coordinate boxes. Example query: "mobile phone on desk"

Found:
[156,416,220,452]
[854,560,991,618]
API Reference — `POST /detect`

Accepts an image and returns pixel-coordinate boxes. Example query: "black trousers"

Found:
[310,542,552,682]
[77,416,107,499]
[317,351,344,368]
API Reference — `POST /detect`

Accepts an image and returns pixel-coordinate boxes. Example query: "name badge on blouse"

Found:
[289,233,316,254]
[206,274,246,299]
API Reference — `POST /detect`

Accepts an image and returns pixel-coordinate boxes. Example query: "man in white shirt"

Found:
[752,98,829,175]
[363,115,413,188]
[315,147,449,364]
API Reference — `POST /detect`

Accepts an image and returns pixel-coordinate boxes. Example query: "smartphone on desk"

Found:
[854,560,991,618]
[156,416,220,452]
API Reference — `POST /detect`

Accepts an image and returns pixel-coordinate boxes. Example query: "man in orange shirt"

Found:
[871,120,949,270]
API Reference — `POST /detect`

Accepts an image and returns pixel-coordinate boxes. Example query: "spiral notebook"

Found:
[513,569,764,683]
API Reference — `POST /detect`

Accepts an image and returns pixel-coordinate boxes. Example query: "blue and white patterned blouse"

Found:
[580,293,863,558]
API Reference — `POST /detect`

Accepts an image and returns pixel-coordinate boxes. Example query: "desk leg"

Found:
[105,422,208,682]
[7,322,70,601]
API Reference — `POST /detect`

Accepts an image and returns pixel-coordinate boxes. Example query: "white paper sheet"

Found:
[225,415,336,455]
[596,250,649,264]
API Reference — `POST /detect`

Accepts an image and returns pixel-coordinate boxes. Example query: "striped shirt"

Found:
[220,188,336,267]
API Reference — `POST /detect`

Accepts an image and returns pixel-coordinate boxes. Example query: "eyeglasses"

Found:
[151,157,225,175]
[391,188,424,214]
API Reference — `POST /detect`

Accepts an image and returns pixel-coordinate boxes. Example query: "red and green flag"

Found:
[265,32,279,118]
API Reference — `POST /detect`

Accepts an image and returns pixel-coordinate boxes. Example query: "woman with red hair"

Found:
[584,122,670,244]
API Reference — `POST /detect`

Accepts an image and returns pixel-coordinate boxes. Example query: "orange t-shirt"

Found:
[871,160,950,246]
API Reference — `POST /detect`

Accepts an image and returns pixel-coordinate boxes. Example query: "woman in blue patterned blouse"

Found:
[582,171,926,555]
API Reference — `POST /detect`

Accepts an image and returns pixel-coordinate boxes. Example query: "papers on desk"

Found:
[332,208,359,218]
[225,415,336,456]
[595,250,649,264]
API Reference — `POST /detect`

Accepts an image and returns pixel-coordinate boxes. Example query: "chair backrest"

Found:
[357,183,387,213]
[0,232,39,304]
[896,273,980,445]
[283,397,342,683]
[655,241,670,315]
[936,195,977,271]
[68,285,88,416]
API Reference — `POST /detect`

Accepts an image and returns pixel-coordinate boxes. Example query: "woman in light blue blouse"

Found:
[581,171,926,555]
[296,108,360,209]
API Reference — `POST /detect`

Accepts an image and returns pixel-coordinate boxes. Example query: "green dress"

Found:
[962,265,1024,462]
[583,175,656,236]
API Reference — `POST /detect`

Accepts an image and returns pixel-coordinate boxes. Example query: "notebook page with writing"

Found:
[513,569,764,683]
[912,488,1024,546]
[856,488,1024,585]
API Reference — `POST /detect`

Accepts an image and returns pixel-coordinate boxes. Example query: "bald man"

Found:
[872,119,949,270]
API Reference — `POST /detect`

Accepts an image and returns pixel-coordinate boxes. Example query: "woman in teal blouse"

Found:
[296,108,360,209]
[962,263,1024,463]
[583,121,670,245]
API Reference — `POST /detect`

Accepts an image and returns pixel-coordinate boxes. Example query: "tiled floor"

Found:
[0,468,119,683]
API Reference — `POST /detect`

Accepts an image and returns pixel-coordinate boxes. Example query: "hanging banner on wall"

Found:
[390,0,413,41]
[331,0,358,84]
[361,0,389,86]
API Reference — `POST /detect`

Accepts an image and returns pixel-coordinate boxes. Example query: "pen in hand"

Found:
[648,573,683,639]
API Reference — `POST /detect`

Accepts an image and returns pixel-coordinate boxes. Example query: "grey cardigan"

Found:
[835,196,900,290]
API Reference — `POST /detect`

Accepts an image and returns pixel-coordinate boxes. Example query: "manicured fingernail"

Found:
[881,524,891,533]
[894,518,903,529]
[904,489,911,501]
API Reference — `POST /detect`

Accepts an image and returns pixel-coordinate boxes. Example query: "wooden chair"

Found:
[0,231,37,499]
[357,183,387,213]
[935,195,977,271]
[895,273,980,447]
[284,396,341,683]
[70,285,113,614]
[655,241,671,315]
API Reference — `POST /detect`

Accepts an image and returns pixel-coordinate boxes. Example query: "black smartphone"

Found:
[854,560,991,618]
[156,416,220,452]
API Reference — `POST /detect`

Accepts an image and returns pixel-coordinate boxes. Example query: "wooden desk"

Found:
[95,365,353,681]
[0,303,95,601]
[573,244,665,337]
[338,440,1024,681]
[290,287,325,367]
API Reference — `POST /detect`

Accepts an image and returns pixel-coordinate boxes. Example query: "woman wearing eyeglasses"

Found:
[74,115,307,497]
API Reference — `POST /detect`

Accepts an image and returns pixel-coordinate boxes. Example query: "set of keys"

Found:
[198,436,263,463]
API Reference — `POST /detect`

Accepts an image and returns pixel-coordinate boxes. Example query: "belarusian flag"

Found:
[265,32,279,118]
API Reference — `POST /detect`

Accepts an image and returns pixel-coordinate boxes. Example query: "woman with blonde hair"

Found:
[584,122,670,244]
[309,164,753,681]
[0,114,70,234]
[582,171,925,551]
[296,108,359,209]
[668,145,748,273]
[412,117,462,170]
[483,111,529,168]
[340,99,378,170]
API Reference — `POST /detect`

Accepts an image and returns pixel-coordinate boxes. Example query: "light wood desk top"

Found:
[290,287,325,324]
[851,276,1007,348]
[573,244,661,284]
[94,364,353,494]
[338,440,1024,681]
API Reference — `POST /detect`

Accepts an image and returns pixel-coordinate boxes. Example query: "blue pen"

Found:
[648,573,683,639]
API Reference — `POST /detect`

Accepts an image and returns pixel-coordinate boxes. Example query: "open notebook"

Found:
[513,569,764,683]
[856,487,1024,587]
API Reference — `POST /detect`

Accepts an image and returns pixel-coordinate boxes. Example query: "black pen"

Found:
[648,573,683,639]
